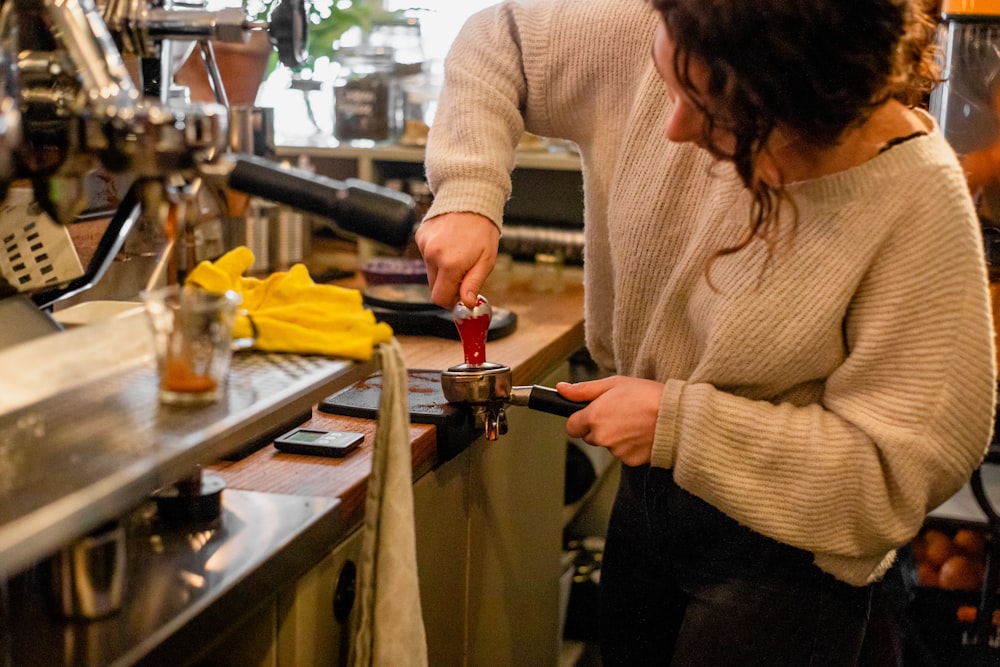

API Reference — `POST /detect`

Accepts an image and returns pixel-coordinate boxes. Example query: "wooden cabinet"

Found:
[464,363,568,664]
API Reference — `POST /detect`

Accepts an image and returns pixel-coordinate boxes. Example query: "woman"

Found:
[416,0,996,663]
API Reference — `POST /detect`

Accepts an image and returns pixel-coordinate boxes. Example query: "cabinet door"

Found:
[466,363,568,665]
[195,601,279,667]
[276,527,362,667]
[413,448,471,666]
[274,461,470,667]
[271,366,567,667]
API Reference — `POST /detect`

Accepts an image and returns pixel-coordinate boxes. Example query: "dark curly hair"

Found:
[648,0,940,255]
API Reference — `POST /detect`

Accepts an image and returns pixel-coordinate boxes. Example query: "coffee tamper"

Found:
[440,295,587,440]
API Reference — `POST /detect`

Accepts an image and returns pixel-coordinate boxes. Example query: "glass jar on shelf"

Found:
[369,17,425,75]
[369,17,437,145]
[333,46,397,144]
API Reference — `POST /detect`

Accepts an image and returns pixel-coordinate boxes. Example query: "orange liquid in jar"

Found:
[163,357,217,394]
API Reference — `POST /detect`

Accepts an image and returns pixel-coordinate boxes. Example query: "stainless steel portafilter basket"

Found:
[441,295,587,440]
[441,362,512,440]
[441,362,512,404]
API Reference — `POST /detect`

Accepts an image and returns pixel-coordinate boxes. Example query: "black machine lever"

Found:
[224,153,417,249]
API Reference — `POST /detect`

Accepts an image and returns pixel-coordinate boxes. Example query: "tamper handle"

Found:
[453,295,492,366]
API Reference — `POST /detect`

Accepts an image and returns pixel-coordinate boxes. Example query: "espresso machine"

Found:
[0,0,417,348]
[0,2,421,663]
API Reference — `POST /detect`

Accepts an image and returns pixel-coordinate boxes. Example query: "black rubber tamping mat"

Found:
[318,369,478,460]
[361,283,518,340]
[365,305,518,341]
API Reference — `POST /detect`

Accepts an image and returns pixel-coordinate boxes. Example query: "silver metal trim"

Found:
[0,310,373,578]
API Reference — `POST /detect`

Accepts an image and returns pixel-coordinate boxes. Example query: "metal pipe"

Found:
[41,0,140,116]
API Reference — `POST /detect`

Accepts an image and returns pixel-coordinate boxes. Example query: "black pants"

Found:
[599,465,873,666]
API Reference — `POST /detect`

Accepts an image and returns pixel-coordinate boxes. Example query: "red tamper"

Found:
[441,295,586,440]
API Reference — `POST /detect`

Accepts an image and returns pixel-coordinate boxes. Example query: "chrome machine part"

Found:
[0,0,142,223]
[0,0,234,310]
[0,306,373,579]
[7,487,342,666]
[0,0,237,221]
[18,0,140,115]
[108,102,228,179]
[101,0,305,101]
[441,361,513,405]
[49,519,127,620]
[103,0,258,58]
[441,362,512,441]
[100,0,306,64]
[101,0,262,105]
[0,0,412,316]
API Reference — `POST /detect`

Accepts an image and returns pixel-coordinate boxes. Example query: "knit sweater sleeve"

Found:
[423,0,655,228]
[650,140,997,585]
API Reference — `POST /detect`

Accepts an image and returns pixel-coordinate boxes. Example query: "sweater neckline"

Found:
[877,130,928,155]
[784,126,942,209]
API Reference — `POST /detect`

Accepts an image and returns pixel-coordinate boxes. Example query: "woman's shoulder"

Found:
[477,0,657,53]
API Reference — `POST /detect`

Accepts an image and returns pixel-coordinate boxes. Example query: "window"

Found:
[384,0,497,63]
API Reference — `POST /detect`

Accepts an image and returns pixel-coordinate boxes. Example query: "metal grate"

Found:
[0,188,83,290]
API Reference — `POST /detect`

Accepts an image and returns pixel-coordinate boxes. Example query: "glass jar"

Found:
[370,18,432,143]
[333,46,397,143]
[369,17,424,76]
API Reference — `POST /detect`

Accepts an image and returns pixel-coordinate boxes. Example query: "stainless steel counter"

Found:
[0,309,374,580]
[4,489,343,667]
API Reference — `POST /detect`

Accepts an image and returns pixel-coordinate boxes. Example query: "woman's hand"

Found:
[415,212,500,308]
[559,376,663,467]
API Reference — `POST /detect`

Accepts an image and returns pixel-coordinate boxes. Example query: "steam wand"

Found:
[440,295,587,441]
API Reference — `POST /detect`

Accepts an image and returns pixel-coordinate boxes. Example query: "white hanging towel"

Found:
[349,337,429,666]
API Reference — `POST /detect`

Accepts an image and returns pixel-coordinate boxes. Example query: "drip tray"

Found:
[318,369,479,460]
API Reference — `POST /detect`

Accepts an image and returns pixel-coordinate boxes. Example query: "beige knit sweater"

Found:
[424,0,997,585]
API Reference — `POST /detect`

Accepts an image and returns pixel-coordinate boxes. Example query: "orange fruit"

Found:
[916,561,940,587]
[910,534,928,563]
[939,554,986,591]
[953,529,988,559]
[924,529,958,568]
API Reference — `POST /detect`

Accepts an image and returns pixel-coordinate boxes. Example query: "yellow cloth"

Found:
[185,246,393,360]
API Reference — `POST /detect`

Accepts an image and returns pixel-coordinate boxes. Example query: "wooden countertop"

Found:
[209,265,585,529]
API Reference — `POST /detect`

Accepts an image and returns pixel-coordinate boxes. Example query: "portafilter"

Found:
[440,295,587,440]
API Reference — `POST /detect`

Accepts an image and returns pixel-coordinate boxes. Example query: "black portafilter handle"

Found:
[225,153,417,249]
[509,384,589,418]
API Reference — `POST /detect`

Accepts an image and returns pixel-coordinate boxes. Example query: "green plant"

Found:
[247,0,403,71]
